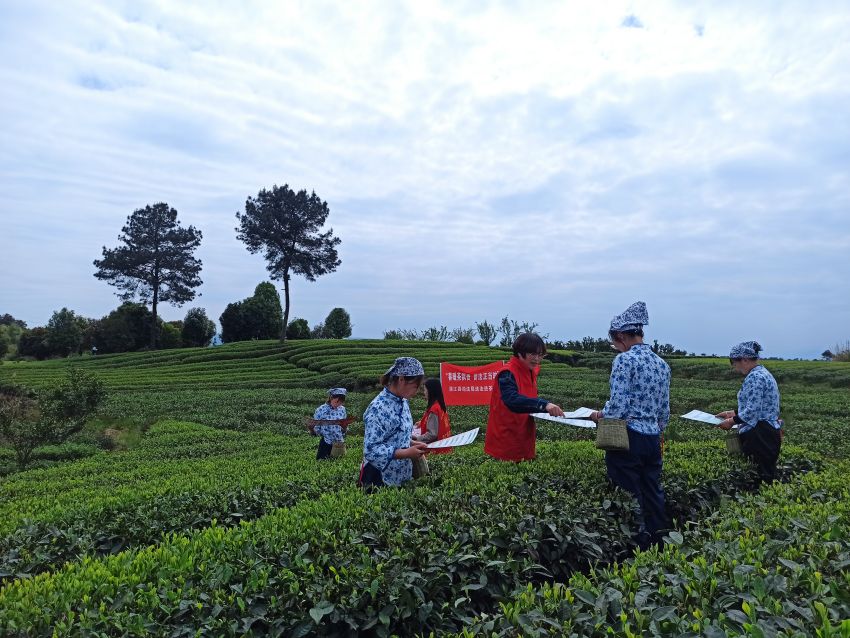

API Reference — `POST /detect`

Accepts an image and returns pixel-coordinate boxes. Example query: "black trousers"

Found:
[739,421,782,484]
[605,429,668,545]
[316,438,333,460]
[358,462,385,492]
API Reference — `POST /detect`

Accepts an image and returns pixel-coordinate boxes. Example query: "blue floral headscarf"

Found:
[730,341,761,359]
[327,388,347,397]
[610,301,649,332]
[384,356,424,377]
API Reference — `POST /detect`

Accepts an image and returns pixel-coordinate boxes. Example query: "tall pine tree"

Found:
[235,185,341,341]
[94,203,203,348]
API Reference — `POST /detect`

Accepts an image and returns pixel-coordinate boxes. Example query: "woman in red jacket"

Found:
[484,333,564,461]
[413,378,452,453]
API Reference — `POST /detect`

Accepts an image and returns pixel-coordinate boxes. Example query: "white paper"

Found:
[561,407,596,419]
[427,427,480,449]
[532,413,597,428]
[680,409,723,425]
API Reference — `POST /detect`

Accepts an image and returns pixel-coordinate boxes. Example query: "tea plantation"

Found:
[1,340,848,636]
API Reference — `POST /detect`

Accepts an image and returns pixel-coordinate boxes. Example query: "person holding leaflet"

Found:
[590,301,671,550]
[484,333,564,462]
[359,357,429,490]
[716,341,783,484]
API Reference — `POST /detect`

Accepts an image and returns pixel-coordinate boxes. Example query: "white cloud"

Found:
[1,0,849,357]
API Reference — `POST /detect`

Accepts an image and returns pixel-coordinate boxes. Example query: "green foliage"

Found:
[220,282,283,343]
[0,340,848,634]
[236,184,341,340]
[285,318,311,340]
[323,307,352,339]
[93,202,203,348]
[45,307,85,357]
[475,320,497,346]
[16,327,50,360]
[181,307,216,347]
[159,321,183,349]
[498,316,546,347]
[0,329,8,359]
[89,302,154,354]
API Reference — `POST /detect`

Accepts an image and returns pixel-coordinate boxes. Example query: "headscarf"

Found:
[729,341,761,360]
[327,387,347,397]
[609,301,649,332]
[384,356,425,377]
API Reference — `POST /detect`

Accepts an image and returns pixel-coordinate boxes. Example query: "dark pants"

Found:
[740,421,782,484]
[605,429,668,547]
[317,438,332,460]
[358,462,385,492]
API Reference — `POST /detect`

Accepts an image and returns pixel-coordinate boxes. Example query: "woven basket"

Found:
[725,431,742,455]
[412,455,430,479]
[595,418,629,451]
[330,441,347,458]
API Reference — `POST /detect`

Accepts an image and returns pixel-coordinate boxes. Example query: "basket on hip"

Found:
[595,418,630,452]
[330,441,347,458]
[725,431,742,455]
[412,455,430,479]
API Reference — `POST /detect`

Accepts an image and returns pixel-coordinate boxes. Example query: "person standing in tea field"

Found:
[310,388,351,460]
[484,333,565,462]
[716,341,783,484]
[412,378,453,453]
[590,301,671,549]
[359,357,429,490]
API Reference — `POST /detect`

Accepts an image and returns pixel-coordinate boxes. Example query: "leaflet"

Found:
[680,409,723,425]
[427,427,480,449]
[532,413,597,429]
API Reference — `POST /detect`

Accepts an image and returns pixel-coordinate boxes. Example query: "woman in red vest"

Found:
[484,333,564,461]
[413,378,452,453]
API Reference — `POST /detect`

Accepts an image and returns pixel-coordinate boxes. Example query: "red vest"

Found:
[484,356,539,461]
[418,403,452,454]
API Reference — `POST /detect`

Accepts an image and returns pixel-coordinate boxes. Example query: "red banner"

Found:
[440,361,505,406]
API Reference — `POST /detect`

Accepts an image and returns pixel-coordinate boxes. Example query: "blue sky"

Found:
[1,1,848,358]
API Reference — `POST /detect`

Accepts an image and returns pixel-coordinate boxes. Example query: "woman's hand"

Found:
[545,403,565,417]
[717,418,735,430]
[396,441,429,459]
[590,410,603,423]
[715,410,735,419]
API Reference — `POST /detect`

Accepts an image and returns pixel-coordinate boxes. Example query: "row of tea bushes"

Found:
[451,460,850,638]
[1,419,781,584]
[0,454,808,636]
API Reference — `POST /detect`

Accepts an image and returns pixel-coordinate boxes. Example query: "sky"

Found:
[1,1,848,359]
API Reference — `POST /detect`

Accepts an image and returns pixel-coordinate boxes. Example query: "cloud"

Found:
[1,0,849,357]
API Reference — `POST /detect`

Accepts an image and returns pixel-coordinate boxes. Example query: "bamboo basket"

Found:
[330,441,347,458]
[412,455,430,479]
[595,418,630,452]
[725,430,742,455]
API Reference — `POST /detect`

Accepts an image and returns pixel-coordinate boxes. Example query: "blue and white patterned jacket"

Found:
[736,365,781,434]
[602,343,671,435]
[362,388,413,486]
[312,403,347,444]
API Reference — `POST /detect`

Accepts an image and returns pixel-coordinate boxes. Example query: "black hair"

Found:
[327,394,346,404]
[512,332,547,357]
[380,373,425,387]
[608,327,644,341]
[424,378,447,411]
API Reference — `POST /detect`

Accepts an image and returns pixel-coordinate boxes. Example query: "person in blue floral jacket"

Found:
[716,341,782,484]
[311,388,349,460]
[359,357,430,490]
[591,301,671,549]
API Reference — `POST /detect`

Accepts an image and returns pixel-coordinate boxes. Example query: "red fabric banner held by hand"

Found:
[440,361,505,406]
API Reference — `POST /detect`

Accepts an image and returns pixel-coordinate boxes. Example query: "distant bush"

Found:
[286,318,311,340]
[182,308,216,347]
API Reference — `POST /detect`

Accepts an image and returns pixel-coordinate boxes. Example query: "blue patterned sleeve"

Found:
[602,354,630,419]
[660,364,671,429]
